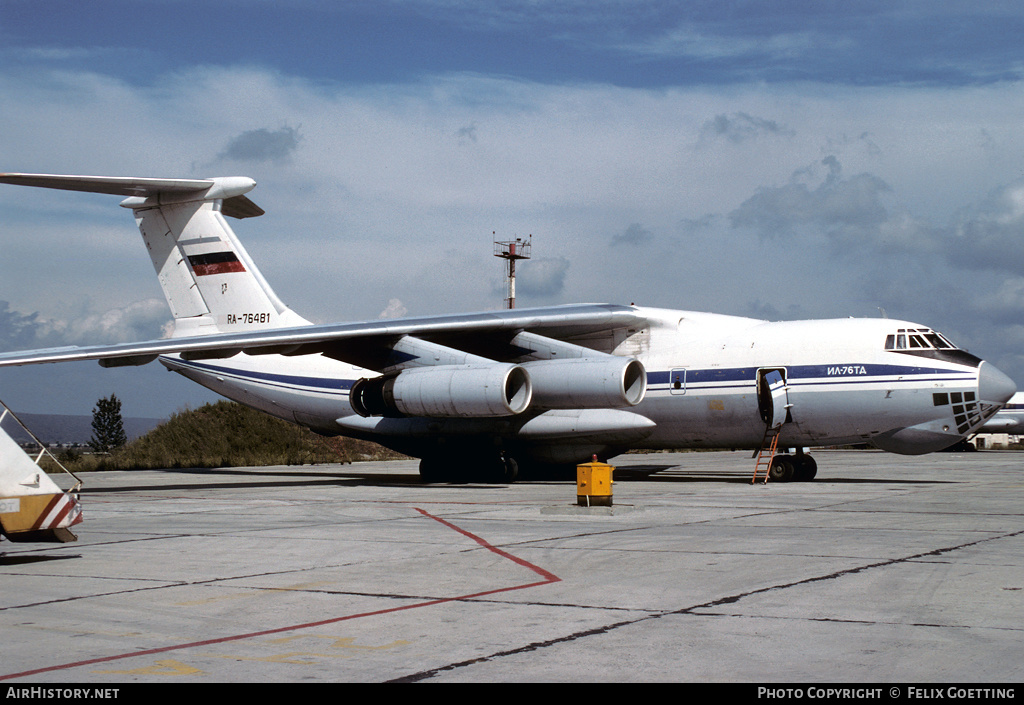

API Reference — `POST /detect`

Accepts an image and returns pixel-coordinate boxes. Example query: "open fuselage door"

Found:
[751,368,793,483]
[757,368,790,429]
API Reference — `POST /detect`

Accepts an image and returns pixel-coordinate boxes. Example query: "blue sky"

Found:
[3,1,1024,418]
[6,2,1024,87]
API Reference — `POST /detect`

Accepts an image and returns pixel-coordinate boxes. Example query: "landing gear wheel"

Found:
[420,454,519,484]
[768,455,795,482]
[500,455,519,483]
[484,454,519,483]
[793,455,817,481]
[419,457,448,484]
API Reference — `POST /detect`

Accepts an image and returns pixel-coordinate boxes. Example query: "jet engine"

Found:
[523,357,647,409]
[350,363,532,418]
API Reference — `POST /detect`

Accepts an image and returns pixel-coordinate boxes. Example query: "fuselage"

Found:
[159,306,1016,464]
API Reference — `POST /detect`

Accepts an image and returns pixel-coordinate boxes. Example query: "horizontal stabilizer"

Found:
[0,173,214,195]
[0,173,264,218]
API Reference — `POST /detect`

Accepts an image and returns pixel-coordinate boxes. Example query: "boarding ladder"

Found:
[751,423,781,484]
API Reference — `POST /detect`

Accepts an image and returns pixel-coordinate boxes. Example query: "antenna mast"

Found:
[493,233,532,309]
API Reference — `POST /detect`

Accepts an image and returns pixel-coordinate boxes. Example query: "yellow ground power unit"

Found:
[576,457,613,507]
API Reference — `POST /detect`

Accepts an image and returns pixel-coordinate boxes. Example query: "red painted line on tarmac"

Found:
[413,507,560,582]
[0,507,560,681]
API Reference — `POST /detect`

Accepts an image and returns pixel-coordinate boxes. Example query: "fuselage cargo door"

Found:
[757,368,790,429]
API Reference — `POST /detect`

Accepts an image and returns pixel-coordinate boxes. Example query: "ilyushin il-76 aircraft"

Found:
[0,173,1016,483]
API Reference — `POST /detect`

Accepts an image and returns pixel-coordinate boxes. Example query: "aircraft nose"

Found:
[979,361,1016,406]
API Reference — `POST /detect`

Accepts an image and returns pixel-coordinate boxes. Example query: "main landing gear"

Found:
[419,453,519,484]
[768,453,818,482]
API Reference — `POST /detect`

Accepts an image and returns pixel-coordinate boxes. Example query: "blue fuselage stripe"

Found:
[647,364,974,391]
[167,358,354,393]
[170,357,975,399]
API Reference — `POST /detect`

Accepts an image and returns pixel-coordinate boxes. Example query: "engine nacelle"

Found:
[350,364,532,418]
[522,357,647,409]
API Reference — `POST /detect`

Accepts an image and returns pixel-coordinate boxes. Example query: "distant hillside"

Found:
[45,400,406,471]
[1,412,163,445]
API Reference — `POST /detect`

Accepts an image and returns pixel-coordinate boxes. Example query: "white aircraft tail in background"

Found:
[979,392,1024,435]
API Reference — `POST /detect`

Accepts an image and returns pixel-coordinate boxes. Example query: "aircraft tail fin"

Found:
[0,173,311,337]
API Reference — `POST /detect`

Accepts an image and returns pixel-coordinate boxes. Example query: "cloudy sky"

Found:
[3,1,1024,418]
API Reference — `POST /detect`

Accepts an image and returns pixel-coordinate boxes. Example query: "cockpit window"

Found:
[885,328,958,351]
[885,327,979,367]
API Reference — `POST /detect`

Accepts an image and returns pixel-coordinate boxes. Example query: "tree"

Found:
[89,394,127,453]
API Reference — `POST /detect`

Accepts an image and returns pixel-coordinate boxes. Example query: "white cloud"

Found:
[728,156,893,245]
[700,112,796,144]
[619,26,830,63]
[0,302,41,352]
[947,181,1024,273]
[517,257,569,299]
[219,126,303,163]
[611,223,654,247]
[0,299,170,351]
[37,299,171,346]
[378,298,408,319]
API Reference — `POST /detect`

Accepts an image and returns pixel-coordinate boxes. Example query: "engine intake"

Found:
[351,364,532,418]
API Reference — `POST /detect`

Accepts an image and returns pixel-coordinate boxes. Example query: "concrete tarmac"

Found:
[1,450,1022,684]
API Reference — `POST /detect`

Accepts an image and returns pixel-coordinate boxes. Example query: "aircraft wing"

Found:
[0,303,645,370]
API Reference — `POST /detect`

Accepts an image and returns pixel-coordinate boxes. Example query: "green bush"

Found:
[54,401,405,471]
